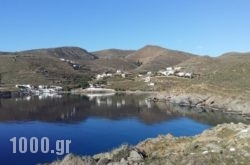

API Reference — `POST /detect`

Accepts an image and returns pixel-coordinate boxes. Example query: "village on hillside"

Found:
[13,65,195,99]
[92,66,194,87]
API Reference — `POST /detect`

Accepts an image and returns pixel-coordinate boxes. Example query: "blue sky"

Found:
[0,0,250,56]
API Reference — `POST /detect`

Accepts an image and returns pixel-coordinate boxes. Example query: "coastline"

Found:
[150,91,250,120]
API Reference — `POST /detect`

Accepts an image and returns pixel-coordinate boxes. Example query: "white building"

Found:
[144,76,151,83]
[121,73,126,78]
[147,71,152,75]
[166,67,173,71]
[148,82,155,86]
[116,70,122,74]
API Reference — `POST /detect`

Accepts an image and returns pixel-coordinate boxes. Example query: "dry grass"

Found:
[0,53,91,89]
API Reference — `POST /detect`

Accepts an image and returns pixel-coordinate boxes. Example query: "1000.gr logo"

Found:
[10,137,71,155]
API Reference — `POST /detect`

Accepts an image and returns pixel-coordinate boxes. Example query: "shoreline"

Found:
[148,91,250,120]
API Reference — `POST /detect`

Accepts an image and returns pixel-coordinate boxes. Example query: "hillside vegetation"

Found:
[1,46,250,95]
[0,47,95,89]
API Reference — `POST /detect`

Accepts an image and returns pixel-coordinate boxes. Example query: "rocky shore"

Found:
[150,92,250,120]
[43,123,250,165]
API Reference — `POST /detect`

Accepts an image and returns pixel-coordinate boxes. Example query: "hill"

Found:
[125,45,196,72]
[92,49,135,59]
[0,47,98,88]
[1,45,250,93]
[19,46,98,60]
[176,52,250,90]
[0,47,137,87]
[219,51,250,58]
[82,58,138,73]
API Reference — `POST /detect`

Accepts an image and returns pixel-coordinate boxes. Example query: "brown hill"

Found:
[176,56,218,73]
[20,46,98,60]
[0,47,136,86]
[92,49,135,59]
[176,52,250,90]
[81,58,138,73]
[2,45,250,91]
[0,47,99,86]
[125,45,196,72]
[219,51,250,58]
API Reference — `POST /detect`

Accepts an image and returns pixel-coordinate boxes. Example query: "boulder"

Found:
[128,150,143,161]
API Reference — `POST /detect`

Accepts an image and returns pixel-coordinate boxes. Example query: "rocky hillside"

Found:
[43,123,250,165]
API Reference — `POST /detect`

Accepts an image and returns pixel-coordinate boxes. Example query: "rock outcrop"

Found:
[152,92,250,119]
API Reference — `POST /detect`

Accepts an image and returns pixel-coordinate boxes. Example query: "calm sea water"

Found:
[0,93,247,165]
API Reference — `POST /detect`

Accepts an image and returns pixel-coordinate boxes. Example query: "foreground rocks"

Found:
[43,123,250,165]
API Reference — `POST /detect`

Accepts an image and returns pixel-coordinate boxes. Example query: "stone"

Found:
[97,158,110,165]
[128,150,143,161]
[120,158,128,165]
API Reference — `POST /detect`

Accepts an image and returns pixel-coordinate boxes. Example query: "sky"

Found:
[0,0,250,56]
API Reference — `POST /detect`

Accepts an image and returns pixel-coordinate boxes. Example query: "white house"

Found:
[106,73,113,77]
[158,70,168,76]
[121,73,126,78]
[116,70,122,74]
[174,67,182,72]
[184,72,193,78]
[148,82,155,86]
[96,74,102,80]
[167,70,175,76]
[144,76,151,83]
[166,67,173,71]
[176,72,185,77]
[147,71,152,75]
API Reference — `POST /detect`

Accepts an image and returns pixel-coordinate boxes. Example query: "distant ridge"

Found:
[219,51,250,58]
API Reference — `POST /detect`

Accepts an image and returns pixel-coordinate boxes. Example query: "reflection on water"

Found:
[15,93,62,101]
[0,93,248,125]
[0,94,249,165]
